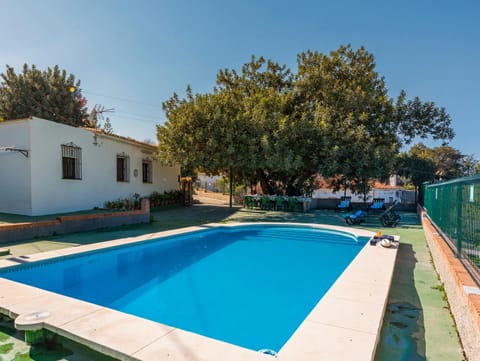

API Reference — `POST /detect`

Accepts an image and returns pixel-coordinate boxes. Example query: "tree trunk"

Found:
[258,171,275,195]
[286,176,302,196]
[229,167,233,208]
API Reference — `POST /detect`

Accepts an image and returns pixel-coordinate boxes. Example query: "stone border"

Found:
[0,223,398,361]
[420,208,480,361]
[0,199,150,244]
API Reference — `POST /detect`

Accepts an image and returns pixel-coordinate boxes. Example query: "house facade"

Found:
[0,117,180,215]
[196,172,224,192]
[312,176,415,205]
[312,187,404,203]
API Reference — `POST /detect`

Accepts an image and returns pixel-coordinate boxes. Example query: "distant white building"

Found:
[196,173,224,192]
[0,117,180,215]
[312,188,402,203]
[313,179,414,204]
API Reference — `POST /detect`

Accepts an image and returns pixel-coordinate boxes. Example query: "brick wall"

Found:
[421,207,480,361]
[0,199,150,244]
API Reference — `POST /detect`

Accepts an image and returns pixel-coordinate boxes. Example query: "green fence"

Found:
[423,175,480,284]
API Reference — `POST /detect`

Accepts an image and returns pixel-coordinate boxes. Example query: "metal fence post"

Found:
[456,185,463,258]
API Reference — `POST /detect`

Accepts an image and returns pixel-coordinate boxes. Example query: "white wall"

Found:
[312,188,401,203]
[7,117,179,215]
[372,189,401,203]
[196,173,224,191]
[312,189,366,201]
[0,119,32,214]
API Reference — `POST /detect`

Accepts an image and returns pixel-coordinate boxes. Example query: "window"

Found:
[116,153,130,182]
[61,143,82,179]
[142,160,152,183]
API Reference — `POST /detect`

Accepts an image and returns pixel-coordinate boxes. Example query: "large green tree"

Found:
[289,46,399,197]
[396,151,436,186]
[289,46,454,195]
[408,143,476,180]
[157,45,455,197]
[159,57,291,200]
[396,143,479,203]
[457,154,478,177]
[395,149,436,204]
[215,56,294,195]
[0,64,88,126]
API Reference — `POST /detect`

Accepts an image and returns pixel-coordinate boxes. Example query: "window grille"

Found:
[117,153,130,182]
[142,159,153,183]
[61,143,82,180]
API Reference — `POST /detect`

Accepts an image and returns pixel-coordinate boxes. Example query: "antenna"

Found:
[85,104,115,128]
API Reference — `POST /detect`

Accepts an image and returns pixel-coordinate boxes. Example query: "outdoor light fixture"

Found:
[0,146,29,158]
[92,133,103,147]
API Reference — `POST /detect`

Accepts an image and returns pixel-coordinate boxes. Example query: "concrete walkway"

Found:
[0,203,466,360]
[372,225,465,360]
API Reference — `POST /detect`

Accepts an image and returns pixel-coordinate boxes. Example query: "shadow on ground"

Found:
[374,243,426,361]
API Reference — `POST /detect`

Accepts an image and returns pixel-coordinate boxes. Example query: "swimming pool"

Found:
[0,224,367,352]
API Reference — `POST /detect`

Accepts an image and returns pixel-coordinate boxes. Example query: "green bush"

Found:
[148,190,183,207]
[104,193,142,210]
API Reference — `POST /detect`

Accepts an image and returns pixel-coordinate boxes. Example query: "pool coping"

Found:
[0,222,398,361]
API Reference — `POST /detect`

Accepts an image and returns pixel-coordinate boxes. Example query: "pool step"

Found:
[245,229,358,244]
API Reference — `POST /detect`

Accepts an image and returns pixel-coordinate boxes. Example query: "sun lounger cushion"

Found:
[349,210,366,219]
[370,202,383,209]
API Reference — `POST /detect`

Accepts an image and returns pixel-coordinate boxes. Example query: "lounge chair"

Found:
[275,196,287,211]
[243,195,255,209]
[345,210,367,225]
[379,201,401,227]
[336,196,352,212]
[287,197,302,212]
[367,198,385,212]
[260,196,273,210]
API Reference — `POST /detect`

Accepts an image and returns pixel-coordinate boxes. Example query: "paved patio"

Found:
[0,203,465,360]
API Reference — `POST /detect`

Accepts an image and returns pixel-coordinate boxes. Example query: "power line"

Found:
[82,90,168,124]
[114,110,161,121]
[27,95,80,127]
[83,90,163,109]
[111,113,164,124]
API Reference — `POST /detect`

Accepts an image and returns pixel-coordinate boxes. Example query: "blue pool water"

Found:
[0,225,366,352]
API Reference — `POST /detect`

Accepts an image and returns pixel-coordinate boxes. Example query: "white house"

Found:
[0,117,180,215]
[196,172,224,192]
[312,176,414,204]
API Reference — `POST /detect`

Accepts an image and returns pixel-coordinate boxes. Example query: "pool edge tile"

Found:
[55,307,174,359]
[277,321,378,361]
[132,327,272,361]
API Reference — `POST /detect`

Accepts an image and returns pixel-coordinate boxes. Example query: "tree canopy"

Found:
[0,64,88,126]
[157,45,455,196]
[395,149,437,188]
[403,143,478,180]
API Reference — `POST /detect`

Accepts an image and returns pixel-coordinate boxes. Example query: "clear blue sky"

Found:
[1,0,478,156]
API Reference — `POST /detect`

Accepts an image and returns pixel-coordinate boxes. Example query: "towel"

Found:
[370,234,395,245]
